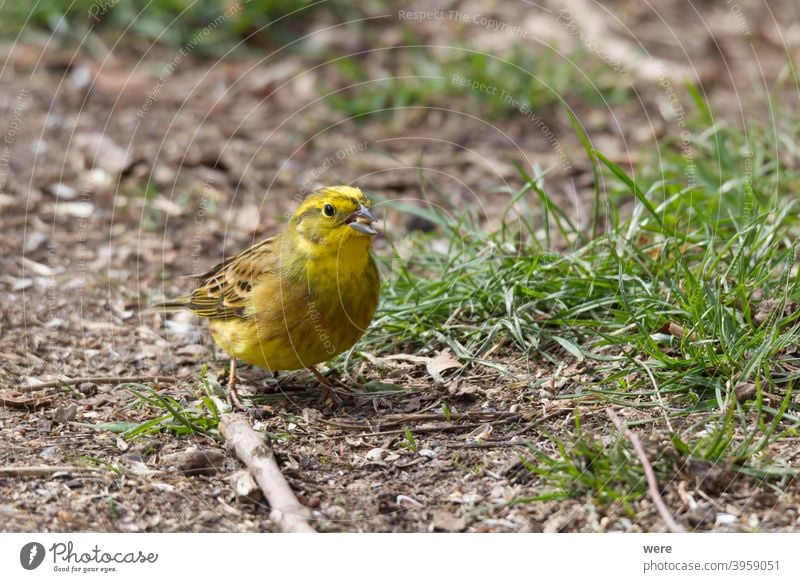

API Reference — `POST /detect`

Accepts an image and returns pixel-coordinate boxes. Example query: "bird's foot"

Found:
[308,366,343,406]
[227,385,245,411]
[226,358,246,411]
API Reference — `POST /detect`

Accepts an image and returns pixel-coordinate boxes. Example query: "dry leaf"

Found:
[161,448,226,476]
[426,349,461,385]
[658,321,687,338]
[734,382,756,403]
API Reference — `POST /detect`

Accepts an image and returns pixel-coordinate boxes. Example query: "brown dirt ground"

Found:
[2,0,800,532]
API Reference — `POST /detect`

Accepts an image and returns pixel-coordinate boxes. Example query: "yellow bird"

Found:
[154,186,380,407]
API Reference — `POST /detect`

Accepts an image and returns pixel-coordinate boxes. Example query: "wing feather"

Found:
[183,237,278,321]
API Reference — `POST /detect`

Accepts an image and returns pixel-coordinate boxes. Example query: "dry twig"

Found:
[17,375,177,393]
[0,465,101,477]
[0,392,55,408]
[446,440,528,450]
[321,417,520,440]
[606,408,685,533]
[219,413,316,533]
[319,410,521,430]
[506,407,575,438]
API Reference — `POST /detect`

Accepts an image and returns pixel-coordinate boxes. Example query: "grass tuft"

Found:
[358,86,800,493]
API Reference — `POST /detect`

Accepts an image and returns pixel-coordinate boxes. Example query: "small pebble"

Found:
[47,183,76,199]
[365,447,385,462]
[715,513,737,526]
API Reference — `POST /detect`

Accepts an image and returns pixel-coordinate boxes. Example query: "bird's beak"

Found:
[347,204,378,235]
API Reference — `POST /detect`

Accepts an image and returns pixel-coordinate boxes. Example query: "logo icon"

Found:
[20,542,46,570]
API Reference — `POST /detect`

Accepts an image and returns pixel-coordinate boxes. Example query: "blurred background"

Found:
[2,0,797,340]
[2,0,796,282]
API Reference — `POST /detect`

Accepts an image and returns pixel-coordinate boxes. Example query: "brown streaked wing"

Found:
[184,236,278,320]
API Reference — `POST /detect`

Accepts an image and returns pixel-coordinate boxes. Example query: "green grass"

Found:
[399,427,418,453]
[323,44,633,120]
[514,415,648,509]
[80,373,223,440]
[0,0,356,53]
[353,84,800,504]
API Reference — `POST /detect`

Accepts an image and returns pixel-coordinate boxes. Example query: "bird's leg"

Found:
[227,357,244,410]
[308,365,329,385]
[308,365,341,404]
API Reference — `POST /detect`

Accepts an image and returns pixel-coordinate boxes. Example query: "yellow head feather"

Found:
[289,186,377,248]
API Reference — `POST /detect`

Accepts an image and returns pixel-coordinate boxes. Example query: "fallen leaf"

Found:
[426,349,461,385]
[396,494,424,509]
[365,448,385,462]
[734,382,756,403]
[657,321,687,338]
[161,448,226,476]
[53,404,78,423]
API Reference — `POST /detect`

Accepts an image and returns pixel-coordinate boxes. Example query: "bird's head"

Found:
[289,186,378,249]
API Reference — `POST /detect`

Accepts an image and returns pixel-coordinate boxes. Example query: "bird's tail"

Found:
[140,296,191,316]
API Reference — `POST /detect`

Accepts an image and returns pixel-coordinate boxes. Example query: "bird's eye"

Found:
[323,204,335,217]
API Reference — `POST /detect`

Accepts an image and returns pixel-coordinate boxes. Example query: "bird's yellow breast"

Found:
[210,246,379,371]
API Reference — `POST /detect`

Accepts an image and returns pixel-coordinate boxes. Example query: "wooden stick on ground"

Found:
[0,465,102,477]
[606,408,685,533]
[219,413,316,533]
[17,375,177,393]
